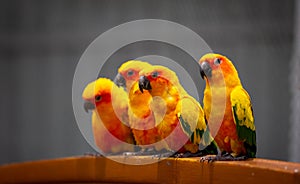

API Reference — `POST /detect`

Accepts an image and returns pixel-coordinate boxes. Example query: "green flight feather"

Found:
[178,111,218,155]
[178,115,194,138]
[231,87,257,158]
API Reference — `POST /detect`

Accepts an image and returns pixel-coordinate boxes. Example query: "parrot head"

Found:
[138,65,179,93]
[115,60,152,91]
[198,53,240,86]
[82,78,115,113]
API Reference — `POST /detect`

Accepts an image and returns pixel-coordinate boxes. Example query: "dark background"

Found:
[0,0,296,164]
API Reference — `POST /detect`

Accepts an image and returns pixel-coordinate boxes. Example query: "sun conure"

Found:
[138,65,216,156]
[199,53,256,161]
[82,78,135,154]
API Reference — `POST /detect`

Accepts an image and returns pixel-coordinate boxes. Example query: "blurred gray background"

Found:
[0,0,299,164]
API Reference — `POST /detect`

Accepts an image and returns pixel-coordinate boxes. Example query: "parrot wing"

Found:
[230,86,256,158]
[177,96,207,145]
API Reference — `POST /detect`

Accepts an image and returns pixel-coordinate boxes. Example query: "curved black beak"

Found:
[200,61,212,79]
[114,73,126,89]
[138,76,151,93]
[84,101,95,113]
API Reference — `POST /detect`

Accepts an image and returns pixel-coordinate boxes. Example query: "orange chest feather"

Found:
[203,87,239,140]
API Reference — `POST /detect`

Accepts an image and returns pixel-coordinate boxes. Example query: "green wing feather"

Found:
[177,100,218,155]
[177,96,217,151]
[230,86,256,158]
[177,96,206,144]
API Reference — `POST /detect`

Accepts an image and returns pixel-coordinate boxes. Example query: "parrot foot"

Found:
[200,152,248,162]
[123,151,143,156]
[151,151,176,159]
[123,148,162,156]
[83,152,103,157]
[173,150,208,158]
[171,142,219,158]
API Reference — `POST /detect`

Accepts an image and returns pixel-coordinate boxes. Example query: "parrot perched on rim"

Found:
[115,60,168,154]
[138,65,217,156]
[82,77,135,154]
[199,53,256,161]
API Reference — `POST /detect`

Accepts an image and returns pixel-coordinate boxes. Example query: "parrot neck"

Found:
[126,80,136,93]
[128,81,153,118]
[95,102,120,124]
[205,72,241,89]
[129,93,152,118]
[148,81,181,113]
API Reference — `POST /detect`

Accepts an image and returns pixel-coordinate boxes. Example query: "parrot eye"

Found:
[151,71,159,78]
[95,95,102,102]
[214,58,222,65]
[127,70,134,77]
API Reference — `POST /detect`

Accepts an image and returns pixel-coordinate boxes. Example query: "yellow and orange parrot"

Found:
[115,60,167,154]
[199,53,256,161]
[82,78,135,154]
[138,65,216,156]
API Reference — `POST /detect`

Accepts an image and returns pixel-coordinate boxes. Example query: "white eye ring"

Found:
[214,58,222,65]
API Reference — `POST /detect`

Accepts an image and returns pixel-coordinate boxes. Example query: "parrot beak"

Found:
[114,73,126,89]
[84,101,95,113]
[138,76,152,93]
[200,61,212,79]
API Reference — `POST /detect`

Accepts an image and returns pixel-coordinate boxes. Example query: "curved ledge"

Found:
[0,156,300,183]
